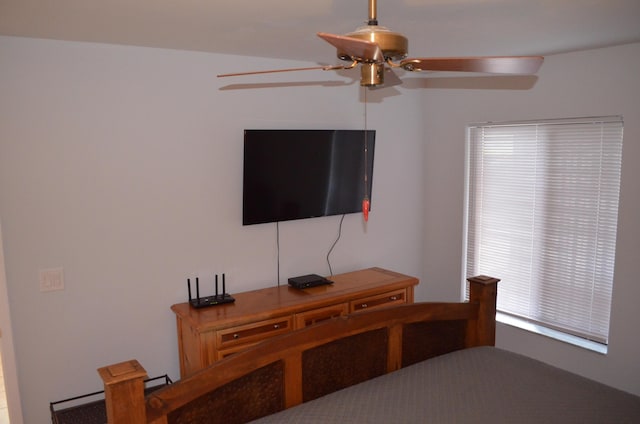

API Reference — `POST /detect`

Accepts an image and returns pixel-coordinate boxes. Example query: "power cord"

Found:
[276,221,280,285]
[326,214,346,276]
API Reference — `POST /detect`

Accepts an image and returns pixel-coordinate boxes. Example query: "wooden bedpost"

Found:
[466,275,499,347]
[98,359,148,424]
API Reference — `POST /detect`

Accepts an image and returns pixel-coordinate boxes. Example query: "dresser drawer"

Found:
[216,342,262,360]
[217,316,292,349]
[350,288,407,312]
[294,303,349,328]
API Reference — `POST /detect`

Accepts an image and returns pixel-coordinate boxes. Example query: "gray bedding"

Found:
[250,346,640,423]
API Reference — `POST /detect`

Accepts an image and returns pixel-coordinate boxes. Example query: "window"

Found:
[465,116,623,347]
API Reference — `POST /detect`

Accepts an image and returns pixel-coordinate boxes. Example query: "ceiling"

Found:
[1,0,640,64]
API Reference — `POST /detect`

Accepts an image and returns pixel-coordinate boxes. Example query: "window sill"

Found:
[496,312,608,355]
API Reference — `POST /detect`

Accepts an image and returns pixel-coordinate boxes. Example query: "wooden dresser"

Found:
[171,267,419,377]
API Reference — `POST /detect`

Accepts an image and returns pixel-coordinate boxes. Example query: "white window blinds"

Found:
[465,116,623,344]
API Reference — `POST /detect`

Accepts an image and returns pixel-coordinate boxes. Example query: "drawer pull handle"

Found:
[361,303,368,308]
[390,296,398,301]
[233,334,239,339]
[273,324,279,329]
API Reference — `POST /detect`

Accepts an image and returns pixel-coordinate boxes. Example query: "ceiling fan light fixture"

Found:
[360,63,385,86]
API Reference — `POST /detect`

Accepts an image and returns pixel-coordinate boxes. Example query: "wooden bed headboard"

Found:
[98,275,498,424]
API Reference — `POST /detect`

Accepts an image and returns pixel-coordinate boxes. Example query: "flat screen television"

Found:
[243,129,376,225]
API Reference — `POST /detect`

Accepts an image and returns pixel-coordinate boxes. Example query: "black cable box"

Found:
[288,274,333,289]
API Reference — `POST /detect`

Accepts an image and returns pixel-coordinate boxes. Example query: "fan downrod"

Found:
[336,0,408,86]
[340,0,408,61]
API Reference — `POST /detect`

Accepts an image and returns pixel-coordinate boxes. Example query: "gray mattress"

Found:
[250,346,640,424]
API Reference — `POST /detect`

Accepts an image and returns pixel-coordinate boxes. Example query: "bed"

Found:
[98,275,640,423]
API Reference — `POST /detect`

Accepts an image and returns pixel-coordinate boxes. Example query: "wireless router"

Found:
[188,274,235,308]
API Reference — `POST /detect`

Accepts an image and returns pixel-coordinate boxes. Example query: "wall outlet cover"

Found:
[40,267,64,292]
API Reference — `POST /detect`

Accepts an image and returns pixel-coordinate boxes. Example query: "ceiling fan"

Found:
[218,0,544,87]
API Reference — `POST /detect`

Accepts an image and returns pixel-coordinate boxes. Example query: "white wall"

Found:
[0,36,426,423]
[2,34,638,423]
[420,42,640,395]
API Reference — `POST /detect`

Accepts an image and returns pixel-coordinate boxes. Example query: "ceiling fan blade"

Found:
[218,64,346,78]
[317,32,384,63]
[399,56,544,74]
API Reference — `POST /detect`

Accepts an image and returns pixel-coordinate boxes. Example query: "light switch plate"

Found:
[40,267,64,292]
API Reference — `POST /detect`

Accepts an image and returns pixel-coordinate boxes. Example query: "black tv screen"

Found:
[243,129,376,225]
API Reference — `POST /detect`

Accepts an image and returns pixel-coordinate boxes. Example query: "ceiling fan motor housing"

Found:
[342,25,408,61]
[341,25,409,86]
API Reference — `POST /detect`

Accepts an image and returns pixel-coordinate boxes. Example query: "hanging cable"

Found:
[276,221,280,286]
[362,87,370,221]
[326,214,346,276]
